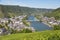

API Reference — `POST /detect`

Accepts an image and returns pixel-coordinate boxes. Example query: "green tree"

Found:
[10,29,17,34]
[53,25,60,30]
[20,28,32,33]
[0,24,4,28]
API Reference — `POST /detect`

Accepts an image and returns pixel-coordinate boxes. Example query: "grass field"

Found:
[0,30,60,40]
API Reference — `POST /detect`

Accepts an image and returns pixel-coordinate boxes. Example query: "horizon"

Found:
[0,4,55,9]
[0,0,60,9]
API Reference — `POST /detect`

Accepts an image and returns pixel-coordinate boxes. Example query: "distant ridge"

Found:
[0,4,53,18]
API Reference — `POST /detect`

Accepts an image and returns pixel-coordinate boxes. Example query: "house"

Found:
[0,28,3,35]
[0,28,7,35]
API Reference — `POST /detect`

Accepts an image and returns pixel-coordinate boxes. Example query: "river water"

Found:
[28,16,52,31]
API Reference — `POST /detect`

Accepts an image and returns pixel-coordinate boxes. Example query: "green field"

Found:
[0,30,60,40]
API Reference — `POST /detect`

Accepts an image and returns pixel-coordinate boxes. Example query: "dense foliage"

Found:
[44,8,60,20]
[20,28,32,33]
[53,25,60,30]
[0,30,60,40]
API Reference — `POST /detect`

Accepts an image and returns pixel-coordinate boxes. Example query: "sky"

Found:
[0,0,60,9]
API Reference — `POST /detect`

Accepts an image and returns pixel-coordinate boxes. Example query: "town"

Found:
[42,16,60,27]
[0,15,35,35]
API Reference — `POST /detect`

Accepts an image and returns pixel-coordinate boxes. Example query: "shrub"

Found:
[20,28,32,33]
[53,25,60,30]
[48,34,60,40]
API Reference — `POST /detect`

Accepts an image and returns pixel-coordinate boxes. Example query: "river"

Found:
[28,16,52,31]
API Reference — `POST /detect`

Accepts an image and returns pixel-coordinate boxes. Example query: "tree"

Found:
[53,25,60,30]
[20,28,32,33]
[10,29,17,34]
[0,24,4,28]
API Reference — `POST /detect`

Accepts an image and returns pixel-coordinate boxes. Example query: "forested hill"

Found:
[44,8,60,20]
[0,5,53,18]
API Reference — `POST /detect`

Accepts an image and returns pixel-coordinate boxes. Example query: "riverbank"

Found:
[35,16,52,27]
[42,22,52,27]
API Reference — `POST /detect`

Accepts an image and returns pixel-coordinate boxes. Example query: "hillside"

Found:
[0,30,60,40]
[0,4,53,18]
[44,8,60,20]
